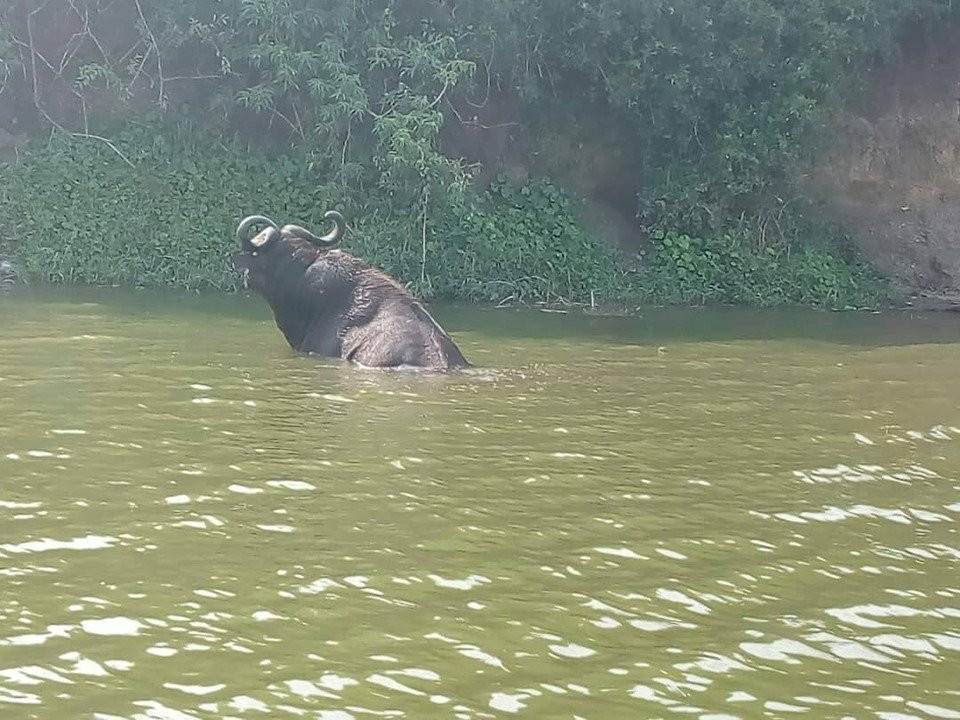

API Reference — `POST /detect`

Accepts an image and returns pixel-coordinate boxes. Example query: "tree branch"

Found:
[131,0,164,105]
[34,95,136,168]
[162,74,224,82]
[72,132,136,168]
[0,57,9,98]
[25,1,52,105]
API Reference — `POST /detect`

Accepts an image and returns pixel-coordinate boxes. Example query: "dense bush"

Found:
[0,121,885,308]
[637,228,888,308]
[354,178,631,303]
[0,123,328,289]
[0,123,628,300]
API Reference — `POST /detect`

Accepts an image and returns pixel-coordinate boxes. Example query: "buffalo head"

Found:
[232,211,345,290]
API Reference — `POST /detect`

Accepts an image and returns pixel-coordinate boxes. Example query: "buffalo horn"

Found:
[236,215,280,251]
[281,210,345,247]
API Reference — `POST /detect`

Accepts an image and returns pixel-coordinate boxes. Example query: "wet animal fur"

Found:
[233,226,469,370]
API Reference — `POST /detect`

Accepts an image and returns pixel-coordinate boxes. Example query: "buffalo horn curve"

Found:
[280,210,345,247]
[236,215,280,251]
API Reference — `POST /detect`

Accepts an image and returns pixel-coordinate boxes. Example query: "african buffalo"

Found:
[232,212,469,370]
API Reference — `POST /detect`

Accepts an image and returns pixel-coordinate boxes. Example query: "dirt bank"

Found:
[808,22,960,307]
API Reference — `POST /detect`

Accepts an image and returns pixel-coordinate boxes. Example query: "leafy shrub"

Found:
[350,177,631,303]
[0,123,339,289]
[637,228,888,308]
[0,120,886,308]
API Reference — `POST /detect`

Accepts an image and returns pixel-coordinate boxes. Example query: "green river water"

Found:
[1,287,959,720]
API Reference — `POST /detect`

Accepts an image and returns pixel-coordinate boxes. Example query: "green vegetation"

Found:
[0,122,628,300]
[1,124,320,289]
[638,228,888,307]
[0,1,953,306]
[0,124,886,307]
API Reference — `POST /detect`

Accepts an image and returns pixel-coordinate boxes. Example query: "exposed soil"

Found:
[440,87,647,258]
[807,22,960,306]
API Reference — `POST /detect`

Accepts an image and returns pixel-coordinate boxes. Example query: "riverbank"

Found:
[0,124,888,310]
[2,262,955,319]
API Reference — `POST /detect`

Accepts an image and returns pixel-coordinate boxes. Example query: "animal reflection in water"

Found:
[233,212,469,371]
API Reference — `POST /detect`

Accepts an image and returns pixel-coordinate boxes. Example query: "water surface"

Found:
[1,287,959,719]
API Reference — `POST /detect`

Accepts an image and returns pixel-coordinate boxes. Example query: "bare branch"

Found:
[25,2,51,104]
[57,32,85,75]
[116,37,148,67]
[30,46,57,74]
[71,132,136,168]
[427,82,449,110]
[291,100,305,139]
[19,4,93,134]
[60,0,92,74]
[131,0,164,105]
[162,74,223,82]
[465,54,494,109]
[269,107,304,138]
[32,97,134,169]
[0,57,8,98]
[341,117,352,174]
[126,43,154,96]
[420,187,429,286]
[445,98,518,130]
